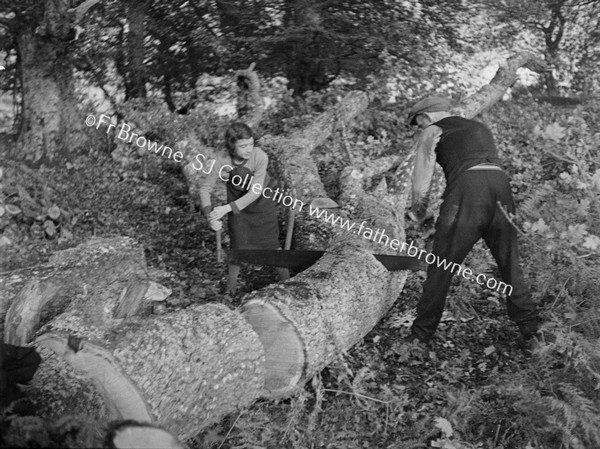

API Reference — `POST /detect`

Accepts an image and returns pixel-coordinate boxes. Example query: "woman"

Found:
[200,122,289,295]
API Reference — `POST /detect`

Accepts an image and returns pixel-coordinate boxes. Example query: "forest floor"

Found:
[1,138,540,448]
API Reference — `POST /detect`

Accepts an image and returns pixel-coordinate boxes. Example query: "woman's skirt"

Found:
[226,166,280,251]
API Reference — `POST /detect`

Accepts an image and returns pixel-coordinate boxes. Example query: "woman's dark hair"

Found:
[224,122,254,157]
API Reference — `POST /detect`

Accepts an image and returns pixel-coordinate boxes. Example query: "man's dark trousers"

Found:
[411,169,539,342]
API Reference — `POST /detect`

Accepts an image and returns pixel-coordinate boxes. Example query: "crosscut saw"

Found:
[231,249,425,271]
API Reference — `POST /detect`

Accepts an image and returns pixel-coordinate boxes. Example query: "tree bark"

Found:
[124,0,150,99]
[12,32,80,164]
[9,0,101,164]
[35,302,266,441]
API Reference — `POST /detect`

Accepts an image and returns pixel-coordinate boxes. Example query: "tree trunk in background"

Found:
[542,3,565,95]
[543,48,560,95]
[10,0,101,165]
[13,32,82,165]
[282,0,330,94]
[124,0,150,99]
[163,73,176,112]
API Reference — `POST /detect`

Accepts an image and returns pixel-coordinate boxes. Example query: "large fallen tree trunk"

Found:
[35,302,265,440]
[3,237,168,346]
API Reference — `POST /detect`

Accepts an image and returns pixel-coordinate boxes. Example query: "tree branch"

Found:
[190,1,221,39]
[235,62,264,130]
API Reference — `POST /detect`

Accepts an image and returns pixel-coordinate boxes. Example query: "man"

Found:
[405,96,540,345]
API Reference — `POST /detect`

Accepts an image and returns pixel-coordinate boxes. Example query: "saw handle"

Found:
[284,188,297,250]
[284,206,296,250]
[216,229,223,262]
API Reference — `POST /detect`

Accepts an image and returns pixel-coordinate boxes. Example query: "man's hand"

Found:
[418,211,435,240]
[209,220,223,231]
[208,205,231,221]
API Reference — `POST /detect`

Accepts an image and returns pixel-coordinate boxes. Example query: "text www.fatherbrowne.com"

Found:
[307,204,513,295]
[87,113,511,295]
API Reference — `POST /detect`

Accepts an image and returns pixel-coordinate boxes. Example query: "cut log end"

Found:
[242,300,304,396]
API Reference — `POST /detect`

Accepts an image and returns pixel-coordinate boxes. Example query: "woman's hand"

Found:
[209,219,223,231]
[208,205,232,221]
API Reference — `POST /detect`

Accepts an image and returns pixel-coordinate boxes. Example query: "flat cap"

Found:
[407,96,452,125]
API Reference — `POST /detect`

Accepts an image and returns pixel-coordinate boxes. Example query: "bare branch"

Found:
[459,51,549,120]
[189,1,222,38]
[235,62,264,130]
